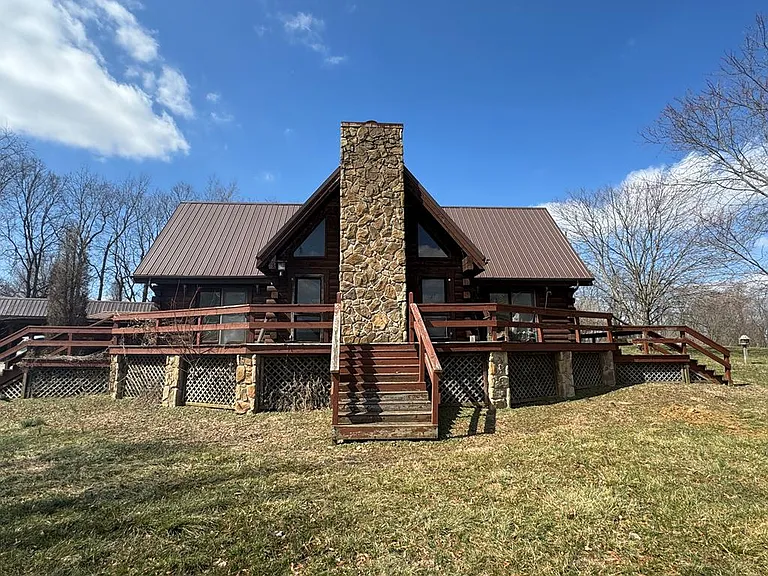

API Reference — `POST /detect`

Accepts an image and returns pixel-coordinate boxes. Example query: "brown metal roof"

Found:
[443,207,593,280]
[134,202,302,280]
[0,298,155,320]
[134,202,592,282]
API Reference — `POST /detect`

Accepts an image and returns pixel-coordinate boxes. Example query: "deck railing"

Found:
[413,301,615,344]
[0,325,114,369]
[409,301,442,426]
[111,303,335,349]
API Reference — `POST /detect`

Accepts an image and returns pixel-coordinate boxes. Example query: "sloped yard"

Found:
[1,352,767,575]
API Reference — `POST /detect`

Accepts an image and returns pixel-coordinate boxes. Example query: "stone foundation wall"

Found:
[339,121,407,343]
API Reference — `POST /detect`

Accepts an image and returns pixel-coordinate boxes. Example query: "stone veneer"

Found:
[339,121,407,343]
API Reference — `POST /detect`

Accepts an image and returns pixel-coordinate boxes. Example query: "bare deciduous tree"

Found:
[0,152,62,297]
[554,174,712,324]
[646,13,768,276]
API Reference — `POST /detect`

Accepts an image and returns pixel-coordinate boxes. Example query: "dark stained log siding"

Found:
[404,195,466,304]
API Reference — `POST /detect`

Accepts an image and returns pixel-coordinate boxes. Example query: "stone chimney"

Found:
[339,121,407,343]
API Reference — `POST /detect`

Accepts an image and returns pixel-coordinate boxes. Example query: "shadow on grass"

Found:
[438,405,496,439]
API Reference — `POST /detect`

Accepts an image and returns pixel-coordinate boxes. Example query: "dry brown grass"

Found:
[1,371,768,575]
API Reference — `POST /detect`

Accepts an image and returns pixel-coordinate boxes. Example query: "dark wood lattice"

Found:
[439,353,485,405]
[573,353,602,390]
[28,367,108,398]
[185,355,237,407]
[616,363,683,385]
[261,355,330,411]
[3,378,25,400]
[508,353,556,404]
[124,356,165,398]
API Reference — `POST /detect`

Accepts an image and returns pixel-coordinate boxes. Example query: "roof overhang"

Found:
[255,167,340,271]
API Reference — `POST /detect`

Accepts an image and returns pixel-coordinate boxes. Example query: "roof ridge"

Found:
[442,205,549,210]
[180,201,304,206]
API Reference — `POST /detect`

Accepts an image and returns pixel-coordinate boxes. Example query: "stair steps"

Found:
[333,343,438,441]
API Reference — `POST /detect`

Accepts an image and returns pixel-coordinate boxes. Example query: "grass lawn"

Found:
[1,354,768,575]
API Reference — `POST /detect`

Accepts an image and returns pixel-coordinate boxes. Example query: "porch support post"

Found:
[599,351,616,388]
[235,354,259,414]
[162,355,185,407]
[555,351,575,399]
[487,351,509,408]
[109,354,127,399]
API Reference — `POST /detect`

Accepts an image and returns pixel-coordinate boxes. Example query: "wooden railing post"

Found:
[408,292,414,343]
[535,313,543,343]
[606,316,614,343]
[573,316,581,344]
[724,351,732,385]
[679,330,687,355]
[642,330,649,354]
[418,341,425,383]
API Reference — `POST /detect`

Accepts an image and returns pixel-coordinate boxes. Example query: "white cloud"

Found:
[259,171,275,182]
[156,65,193,118]
[280,11,345,65]
[210,111,234,124]
[0,0,188,159]
[205,92,221,103]
[96,0,158,62]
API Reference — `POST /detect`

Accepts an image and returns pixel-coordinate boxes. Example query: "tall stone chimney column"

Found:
[339,121,407,343]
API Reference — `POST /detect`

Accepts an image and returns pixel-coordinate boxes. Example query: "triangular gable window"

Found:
[294,219,325,257]
[418,224,448,258]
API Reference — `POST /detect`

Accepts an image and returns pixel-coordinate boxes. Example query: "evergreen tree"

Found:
[47,227,90,326]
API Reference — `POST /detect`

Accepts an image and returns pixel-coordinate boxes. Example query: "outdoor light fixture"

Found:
[276,260,286,276]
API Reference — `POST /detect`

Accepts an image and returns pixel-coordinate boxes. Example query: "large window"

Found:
[489,290,536,341]
[294,277,323,342]
[417,224,448,258]
[199,288,248,345]
[421,278,448,339]
[294,220,326,257]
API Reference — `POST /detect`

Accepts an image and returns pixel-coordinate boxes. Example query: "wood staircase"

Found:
[332,344,438,441]
[689,358,728,385]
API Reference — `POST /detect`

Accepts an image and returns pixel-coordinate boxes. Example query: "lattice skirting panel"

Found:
[573,353,603,390]
[27,367,108,398]
[616,362,684,386]
[261,355,330,411]
[185,355,237,407]
[508,353,556,404]
[438,353,485,405]
[124,356,165,398]
[3,378,25,400]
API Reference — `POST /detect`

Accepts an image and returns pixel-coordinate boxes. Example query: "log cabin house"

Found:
[0,122,732,441]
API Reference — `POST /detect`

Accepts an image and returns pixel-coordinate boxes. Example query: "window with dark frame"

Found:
[421,277,448,339]
[294,219,326,257]
[417,224,448,258]
[294,277,323,342]
[199,288,247,345]
[489,290,536,341]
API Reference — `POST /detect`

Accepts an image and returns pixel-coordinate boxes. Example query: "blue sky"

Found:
[1,0,765,206]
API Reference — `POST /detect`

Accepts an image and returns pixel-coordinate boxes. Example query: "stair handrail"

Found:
[409,301,442,427]
[621,324,732,385]
[330,293,342,427]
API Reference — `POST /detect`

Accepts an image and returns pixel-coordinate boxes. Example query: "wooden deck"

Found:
[0,299,732,435]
